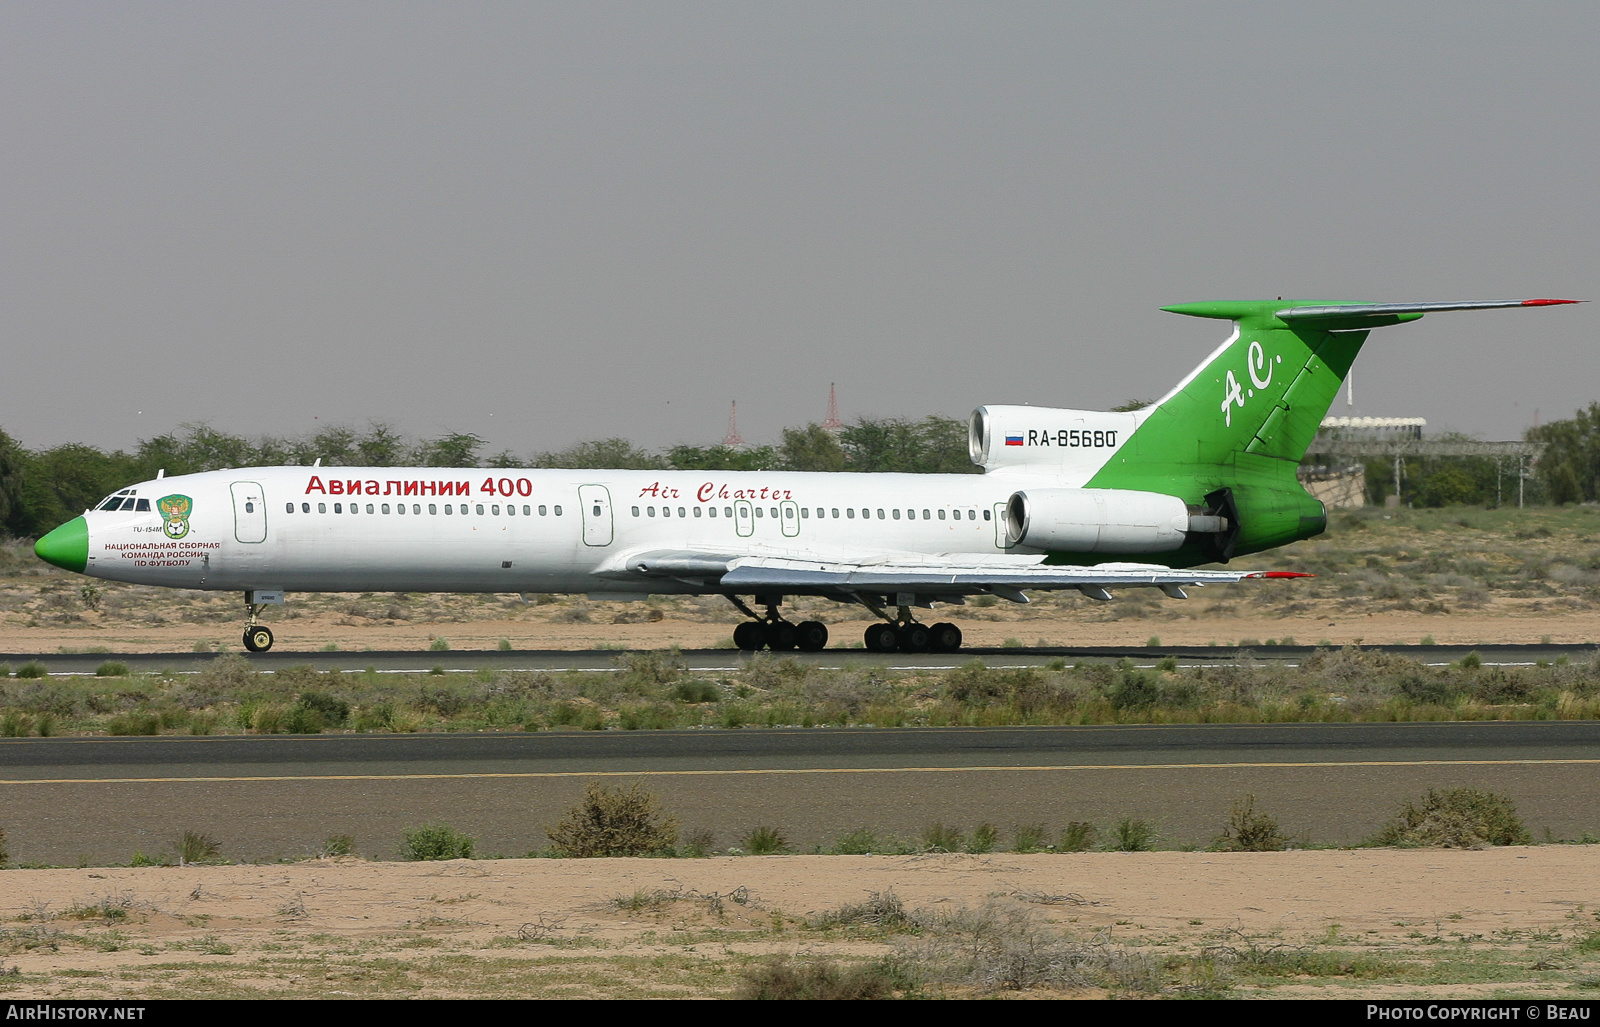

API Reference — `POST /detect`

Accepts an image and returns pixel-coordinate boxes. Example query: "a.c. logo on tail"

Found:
[157,494,193,539]
[1220,343,1284,427]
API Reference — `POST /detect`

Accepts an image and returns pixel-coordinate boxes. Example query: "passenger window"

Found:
[632,506,640,517]
[429,504,437,514]
[832,508,839,518]
[538,505,547,516]
[877,509,885,519]
[444,504,452,514]
[800,508,808,518]
[938,509,946,520]
[846,508,855,519]
[648,506,656,517]
[397,504,406,515]
[554,505,562,515]
[301,503,310,513]
[245,502,255,513]
[523,505,530,515]
[708,507,717,517]
[893,509,901,520]
[285,503,294,514]
[492,505,500,515]
[923,509,931,519]
[413,504,421,514]
[382,503,391,514]
[366,504,375,514]
[318,503,327,513]
[334,503,343,513]
[754,507,763,518]
[506,504,515,516]
[476,504,485,515]
[662,506,670,518]
[983,509,991,520]
[678,507,686,517]
[723,507,731,517]
[693,507,702,517]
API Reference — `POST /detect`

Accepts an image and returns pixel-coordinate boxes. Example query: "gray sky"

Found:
[2,1,1594,456]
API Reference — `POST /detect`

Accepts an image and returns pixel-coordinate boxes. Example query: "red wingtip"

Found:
[1522,298,1583,306]
[1259,571,1314,578]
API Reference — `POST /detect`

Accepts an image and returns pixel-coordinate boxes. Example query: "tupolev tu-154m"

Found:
[33,298,1579,653]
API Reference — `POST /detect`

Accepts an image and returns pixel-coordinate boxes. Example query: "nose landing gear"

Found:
[240,590,284,653]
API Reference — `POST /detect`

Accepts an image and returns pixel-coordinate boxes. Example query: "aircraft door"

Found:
[780,500,799,537]
[578,485,613,547]
[733,500,754,537]
[993,503,1012,549]
[231,482,267,543]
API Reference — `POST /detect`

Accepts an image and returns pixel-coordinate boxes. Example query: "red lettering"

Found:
[347,480,363,495]
[479,477,496,495]
[305,476,326,494]
[718,485,730,499]
[330,480,344,495]
[697,482,715,502]
[366,480,379,495]
[403,481,418,496]
[497,477,513,497]
[453,481,469,496]
[759,487,769,499]
[421,481,436,496]
[639,482,661,497]
[385,480,402,495]
[783,490,793,500]
[516,478,532,497]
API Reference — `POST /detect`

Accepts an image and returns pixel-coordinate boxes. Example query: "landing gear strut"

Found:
[727,596,829,652]
[859,599,962,654]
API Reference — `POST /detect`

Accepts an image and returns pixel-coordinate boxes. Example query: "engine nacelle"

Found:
[968,405,1139,475]
[1005,488,1190,554]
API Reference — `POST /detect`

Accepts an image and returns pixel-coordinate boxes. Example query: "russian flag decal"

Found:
[1004,433,1024,446]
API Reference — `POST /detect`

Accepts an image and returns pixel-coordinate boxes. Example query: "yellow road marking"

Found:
[3,758,1599,785]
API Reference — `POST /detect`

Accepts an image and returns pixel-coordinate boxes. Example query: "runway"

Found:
[3,721,1597,864]
[3,641,1594,675]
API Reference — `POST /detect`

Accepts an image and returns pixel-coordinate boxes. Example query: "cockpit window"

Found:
[98,491,133,511]
[135,499,150,512]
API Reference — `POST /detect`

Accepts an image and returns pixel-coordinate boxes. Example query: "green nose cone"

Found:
[35,517,89,573]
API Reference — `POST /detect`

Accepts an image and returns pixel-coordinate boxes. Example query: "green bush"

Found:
[295,690,350,727]
[545,781,679,858]
[105,713,159,736]
[281,705,324,734]
[94,661,130,677]
[0,712,31,737]
[173,831,221,865]
[739,955,911,999]
[967,823,997,854]
[428,637,450,652]
[401,823,475,861]
[741,825,786,855]
[1060,821,1097,852]
[672,679,720,703]
[1371,788,1532,848]
[322,834,356,857]
[15,661,46,679]
[1011,823,1048,853]
[1212,795,1286,851]
[921,822,963,852]
[1110,818,1156,852]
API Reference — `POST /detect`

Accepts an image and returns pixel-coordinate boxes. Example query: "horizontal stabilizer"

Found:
[1276,299,1580,322]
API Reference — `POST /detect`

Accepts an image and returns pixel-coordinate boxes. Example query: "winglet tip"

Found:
[1522,298,1583,306]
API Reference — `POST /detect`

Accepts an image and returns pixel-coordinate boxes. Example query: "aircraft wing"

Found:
[608,549,1306,602]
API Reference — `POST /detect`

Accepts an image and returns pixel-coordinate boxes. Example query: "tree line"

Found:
[0,417,974,539]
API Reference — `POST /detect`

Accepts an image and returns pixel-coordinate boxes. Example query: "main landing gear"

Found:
[241,590,284,652]
[728,596,829,652]
[861,605,962,654]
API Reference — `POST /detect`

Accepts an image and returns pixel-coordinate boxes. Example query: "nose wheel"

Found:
[243,625,274,652]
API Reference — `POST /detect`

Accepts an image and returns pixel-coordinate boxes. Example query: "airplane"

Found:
[33,298,1579,654]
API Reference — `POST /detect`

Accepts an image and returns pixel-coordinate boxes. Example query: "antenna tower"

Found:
[722,400,744,447]
[821,382,843,432]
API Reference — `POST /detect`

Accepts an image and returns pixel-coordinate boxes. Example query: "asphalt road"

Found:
[3,722,1596,864]
[4,642,1595,675]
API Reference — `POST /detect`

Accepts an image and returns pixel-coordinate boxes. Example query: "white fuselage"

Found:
[85,466,1033,595]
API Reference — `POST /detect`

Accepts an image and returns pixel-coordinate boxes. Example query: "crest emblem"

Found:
[157,494,193,540]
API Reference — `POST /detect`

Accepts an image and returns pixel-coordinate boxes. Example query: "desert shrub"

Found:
[968,823,998,854]
[322,834,355,857]
[672,679,720,703]
[1371,788,1531,848]
[1011,823,1048,853]
[1109,818,1156,852]
[831,828,883,855]
[105,713,159,736]
[0,825,8,865]
[738,955,913,999]
[428,637,450,652]
[1060,821,1097,852]
[15,661,46,679]
[281,705,323,734]
[812,890,913,931]
[679,829,715,857]
[1212,795,1286,851]
[616,649,686,691]
[1109,671,1160,711]
[1459,652,1483,670]
[545,780,679,857]
[401,823,475,861]
[921,822,963,852]
[294,690,350,727]
[94,661,130,677]
[908,901,1162,993]
[173,831,221,865]
[0,711,31,737]
[741,825,786,855]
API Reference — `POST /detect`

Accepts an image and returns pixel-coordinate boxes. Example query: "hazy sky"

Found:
[2,2,1594,457]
